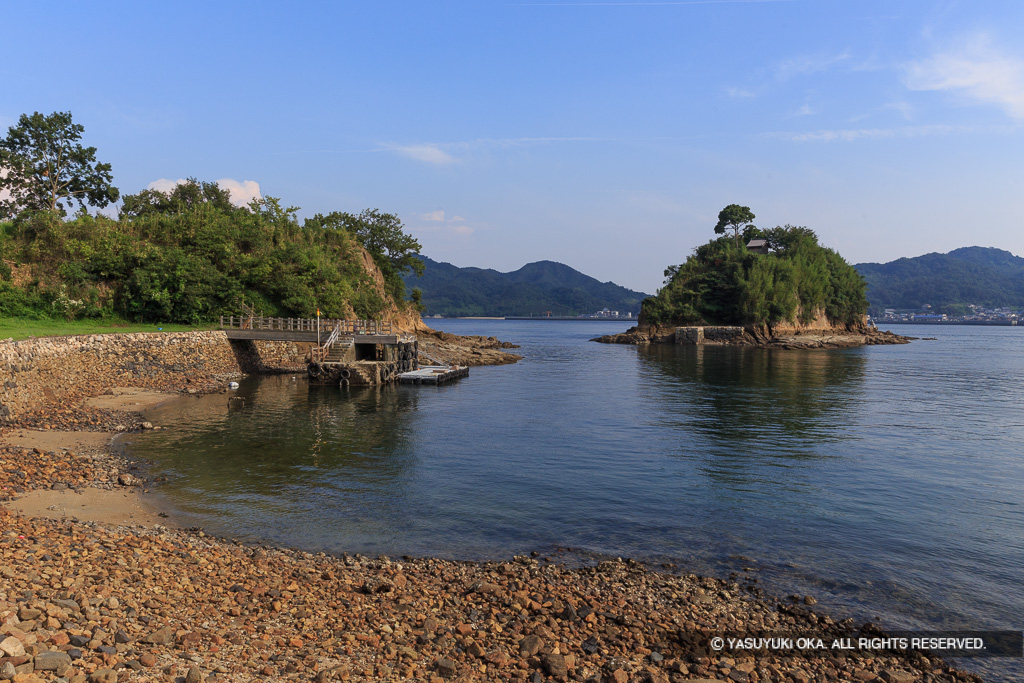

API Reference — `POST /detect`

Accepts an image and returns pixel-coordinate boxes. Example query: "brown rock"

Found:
[542,653,568,680]
[141,626,174,645]
[32,650,71,674]
[87,670,118,683]
[605,670,629,683]
[0,637,25,658]
[485,648,511,667]
[434,657,457,679]
[519,634,544,656]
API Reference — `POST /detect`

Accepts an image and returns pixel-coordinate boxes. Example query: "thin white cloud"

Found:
[386,143,457,165]
[415,222,475,237]
[725,86,757,99]
[725,50,849,102]
[419,210,446,222]
[413,210,475,237]
[775,51,851,81]
[883,100,916,121]
[765,123,1019,142]
[146,177,262,206]
[905,34,1024,120]
[514,1,800,5]
[216,178,262,205]
[146,178,186,193]
[791,102,819,117]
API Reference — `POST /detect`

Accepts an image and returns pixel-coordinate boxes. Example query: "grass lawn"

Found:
[0,318,218,342]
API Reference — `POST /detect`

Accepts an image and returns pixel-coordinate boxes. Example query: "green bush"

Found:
[0,180,422,324]
[643,226,867,327]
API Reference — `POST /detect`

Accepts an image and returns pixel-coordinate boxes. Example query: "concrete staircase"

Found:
[323,338,353,362]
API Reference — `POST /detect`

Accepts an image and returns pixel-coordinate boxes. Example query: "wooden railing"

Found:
[219,316,392,335]
[312,322,344,363]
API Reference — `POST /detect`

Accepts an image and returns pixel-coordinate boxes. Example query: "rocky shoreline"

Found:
[0,336,981,683]
[592,323,910,350]
[415,330,522,367]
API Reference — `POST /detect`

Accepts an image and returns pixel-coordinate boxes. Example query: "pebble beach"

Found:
[0,381,986,682]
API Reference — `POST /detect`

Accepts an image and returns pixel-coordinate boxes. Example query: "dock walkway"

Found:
[219,315,407,344]
[398,366,469,385]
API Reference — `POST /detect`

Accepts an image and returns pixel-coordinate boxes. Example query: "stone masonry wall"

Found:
[0,332,309,421]
[674,326,745,345]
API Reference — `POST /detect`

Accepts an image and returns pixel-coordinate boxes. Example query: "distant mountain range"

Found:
[404,256,651,317]
[855,247,1024,312]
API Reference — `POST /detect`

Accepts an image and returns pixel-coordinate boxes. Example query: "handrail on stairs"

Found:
[314,321,343,363]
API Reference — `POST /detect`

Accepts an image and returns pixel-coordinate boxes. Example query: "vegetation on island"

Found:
[642,206,868,327]
[402,256,650,318]
[0,111,424,325]
[855,247,1024,314]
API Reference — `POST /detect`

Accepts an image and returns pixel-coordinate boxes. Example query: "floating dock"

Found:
[398,365,469,385]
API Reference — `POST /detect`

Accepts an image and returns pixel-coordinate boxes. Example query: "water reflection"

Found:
[638,344,866,448]
[134,376,421,544]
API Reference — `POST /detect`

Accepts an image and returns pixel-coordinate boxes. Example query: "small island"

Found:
[595,205,909,349]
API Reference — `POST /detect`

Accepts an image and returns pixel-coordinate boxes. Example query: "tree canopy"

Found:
[642,222,868,327]
[0,179,423,324]
[713,204,756,246]
[306,209,424,303]
[0,111,118,218]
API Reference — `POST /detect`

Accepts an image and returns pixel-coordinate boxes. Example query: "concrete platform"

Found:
[398,365,469,385]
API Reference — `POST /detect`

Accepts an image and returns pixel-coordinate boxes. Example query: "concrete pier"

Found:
[398,365,469,385]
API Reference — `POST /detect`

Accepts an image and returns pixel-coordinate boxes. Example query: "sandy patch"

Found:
[7,487,170,527]
[84,386,179,411]
[0,428,115,453]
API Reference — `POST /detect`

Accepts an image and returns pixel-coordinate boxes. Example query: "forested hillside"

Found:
[642,223,867,327]
[0,180,422,324]
[855,247,1024,313]
[402,256,649,317]
[0,111,426,326]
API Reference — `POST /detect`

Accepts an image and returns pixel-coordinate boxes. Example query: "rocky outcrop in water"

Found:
[593,316,910,349]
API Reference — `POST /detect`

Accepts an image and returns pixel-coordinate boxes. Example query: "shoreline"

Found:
[0,385,985,681]
[592,324,911,349]
[0,388,180,529]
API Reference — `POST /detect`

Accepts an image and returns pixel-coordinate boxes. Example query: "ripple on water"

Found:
[130,321,1024,681]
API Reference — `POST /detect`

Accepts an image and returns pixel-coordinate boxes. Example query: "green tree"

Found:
[120,178,234,218]
[0,111,119,218]
[307,209,424,301]
[642,223,866,327]
[714,204,756,247]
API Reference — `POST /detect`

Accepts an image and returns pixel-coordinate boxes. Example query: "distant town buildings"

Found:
[580,308,632,319]
[875,304,1021,325]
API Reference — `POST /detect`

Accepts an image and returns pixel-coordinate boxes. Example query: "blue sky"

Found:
[3,0,1023,293]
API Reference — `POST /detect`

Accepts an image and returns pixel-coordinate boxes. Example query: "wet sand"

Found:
[0,386,177,528]
[5,486,168,527]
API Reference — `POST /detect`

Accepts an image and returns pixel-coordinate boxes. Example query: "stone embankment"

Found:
[0,332,309,423]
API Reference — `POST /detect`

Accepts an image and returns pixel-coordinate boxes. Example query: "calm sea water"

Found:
[126,320,1024,680]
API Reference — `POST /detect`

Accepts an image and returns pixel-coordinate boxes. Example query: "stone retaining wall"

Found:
[674,326,746,344]
[0,332,310,421]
